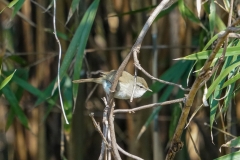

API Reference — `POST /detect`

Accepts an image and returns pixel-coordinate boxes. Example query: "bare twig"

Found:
[108,101,121,160]
[135,64,190,91]
[99,98,111,160]
[84,44,196,53]
[107,1,174,159]
[187,128,201,160]
[218,104,227,142]
[204,123,236,138]
[52,0,68,124]
[117,144,144,160]
[114,98,185,114]
[89,113,111,148]
[110,0,173,94]
[84,84,99,103]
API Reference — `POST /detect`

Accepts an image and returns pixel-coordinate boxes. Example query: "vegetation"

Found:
[0,0,240,159]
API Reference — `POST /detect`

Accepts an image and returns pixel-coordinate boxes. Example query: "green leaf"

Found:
[2,84,28,128]
[0,0,19,14]
[155,1,178,19]
[179,0,201,23]
[209,56,234,130]
[176,46,240,60]
[72,0,100,106]
[222,73,240,89]
[12,0,24,18]
[214,150,240,160]
[59,0,99,81]
[12,75,56,106]
[66,0,81,24]
[8,0,19,8]
[0,69,16,90]
[215,14,226,31]
[207,60,240,98]
[202,34,219,51]
[209,0,216,37]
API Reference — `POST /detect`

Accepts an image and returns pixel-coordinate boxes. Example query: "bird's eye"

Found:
[139,85,143,88]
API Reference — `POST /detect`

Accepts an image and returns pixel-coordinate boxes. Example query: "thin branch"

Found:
[187,128,201,160]
[204,123,236,138]
[89,113,111,148]
[107,1,174,159]
[110,0,173,94]
[218,104,227,142]
[85,44,196,53]
[134,62,190,91]
[108,101,121,160]
[53,0,68,124]
[117,145,144,160]
[114,98,185,114]
[99,98,111,160]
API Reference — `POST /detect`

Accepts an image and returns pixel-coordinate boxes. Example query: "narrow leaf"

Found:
[2,85,28,128]
[176,46,240,60]
[179,0,201,23]
[72,0,100,107]
[66,0,81,24]
[12,0,24,18]
[207,61,240,98]
[12,75,56,106]
[222,73,240,89]
[0,69,16,90]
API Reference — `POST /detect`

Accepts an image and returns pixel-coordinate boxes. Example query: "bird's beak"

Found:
[147,88,152,92]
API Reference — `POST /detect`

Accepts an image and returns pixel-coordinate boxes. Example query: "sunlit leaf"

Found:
[179,0,201,23]
[12,0,24,18]
[8,0,19,7]
[176,46,240,60]
[66,0,81,25]
[215,14,226,31]
[0,0,19,14]
[0,69,16,90]
[207,59,240,98]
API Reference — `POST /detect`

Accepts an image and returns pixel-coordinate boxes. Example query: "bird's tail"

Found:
[72,77,103,84]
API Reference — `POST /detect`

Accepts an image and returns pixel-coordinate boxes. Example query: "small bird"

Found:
[73,70,152,99]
